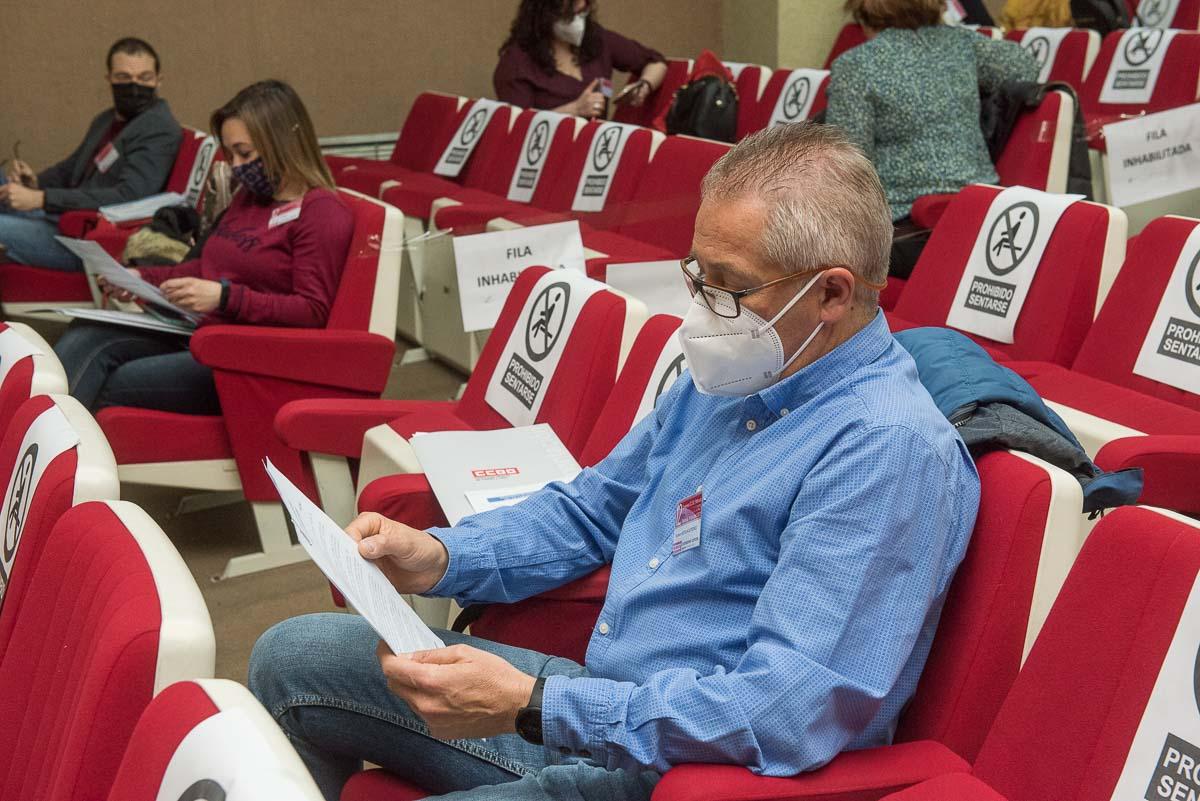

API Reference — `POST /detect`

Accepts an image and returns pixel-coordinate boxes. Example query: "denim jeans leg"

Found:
[0,203,82,271]
[53,321,189,411]
[249,613,588,801]
[96,349,220,414]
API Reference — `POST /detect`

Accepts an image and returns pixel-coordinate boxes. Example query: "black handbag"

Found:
[665,75,738,143]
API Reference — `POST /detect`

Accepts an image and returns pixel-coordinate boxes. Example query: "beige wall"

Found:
[1,1,722,169]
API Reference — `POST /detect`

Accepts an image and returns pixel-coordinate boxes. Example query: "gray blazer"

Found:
[37,98,182,213]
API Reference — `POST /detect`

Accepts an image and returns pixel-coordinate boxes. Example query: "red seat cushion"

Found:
[0,263,92,302]
[97,408,233,463]
[340,769,427,801]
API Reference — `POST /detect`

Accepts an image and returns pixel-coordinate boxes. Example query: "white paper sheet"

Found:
[53,236,202,324]
[99,191,189,223]
[48,307,195,336]
[264,458,444,654]
[1105,102,1200,207]
[605,260,691,317]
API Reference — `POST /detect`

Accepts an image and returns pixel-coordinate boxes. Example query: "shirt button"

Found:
[648,557,660,569]
[780,407,790,416]
[745,419,757,432]
[598,621,610,635]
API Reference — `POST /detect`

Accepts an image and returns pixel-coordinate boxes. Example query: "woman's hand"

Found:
[5,159,37,188]
[573,78,606,119]
[97,269,139,304]
[161,277,222,313]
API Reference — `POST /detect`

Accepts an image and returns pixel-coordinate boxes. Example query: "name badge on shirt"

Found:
[672,489,703,555]
[269,199,303,229]
[93,142,119,174]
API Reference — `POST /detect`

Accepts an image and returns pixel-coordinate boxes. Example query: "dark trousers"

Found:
[890,217,931,280]
[53,320,221,414]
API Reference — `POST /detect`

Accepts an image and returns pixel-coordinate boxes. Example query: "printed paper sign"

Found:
[1105,103,1200,207]
[769,69,829,128]
[1108,574,1200,801]
[184,135,218,207]
[945,187,1083,344]
[507,111,568,203]
[1133,224,1200,394]
[1099,29,1178,105]
[484,269,606,426]
[1021,28,1073,83]
[0,327,43,389]
[633,335,687,426]
[452,221,587,332]
[433,99,506,178]
[605,260,691,318]
[0,404,80,603]
[571,122,638,212]
[1134,0,1181,28]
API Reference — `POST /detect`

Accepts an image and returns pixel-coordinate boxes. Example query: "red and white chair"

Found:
[0,500,215,801]
[1004,28,1103,89]
[875,506,1200,801]
[0,394,118,634]
[0,321,67,424]
[892,184,1127,365]
[738,68,832,138]
[1131,0,1200,28]
[104,679,322,801]
[95,189,403,579]
[0,126,220,318]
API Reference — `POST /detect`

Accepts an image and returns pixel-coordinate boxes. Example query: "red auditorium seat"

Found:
[1130,0,1200,29]
[613,57,693,128]
[0,126,220,319]
[878,506,1200,801]
[0,500,214,801]
[339,450,1084,801]
[891,184,1126,365]
[824,23,869,67]
[1004,28,1102,89]
[95,189,403,579]
[0,322,67,424]
[0,395,118,639]
[105,679,323,800]
[738,68,831,139]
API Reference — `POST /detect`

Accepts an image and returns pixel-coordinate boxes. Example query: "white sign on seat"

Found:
[571,122,640,212]
[0,327,43,389]
[507,111,570,203]
[433,99,506,178]
[1099,28,1179,105]
[1105,103,1200,207]
[1134,224,1200,394]
[1133,0,1182,29]
[769,69,829,128]
[1021,28,1073,83]
[633,335,687,425]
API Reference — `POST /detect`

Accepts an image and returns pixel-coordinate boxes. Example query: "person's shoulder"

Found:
[141,99,182,133]
[300,188,355,231]
[497,41,537,70]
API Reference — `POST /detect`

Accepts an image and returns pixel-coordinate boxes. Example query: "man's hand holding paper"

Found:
[346,511,450,596]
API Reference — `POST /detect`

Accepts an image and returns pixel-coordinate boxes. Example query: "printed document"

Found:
[54,236,202,324]
[48,307,195,336]
[99,191,188,223]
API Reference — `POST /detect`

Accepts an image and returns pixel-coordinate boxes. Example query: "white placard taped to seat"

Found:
[605,260,691,318]
[1134,0,1182,28]
[453,221,587,333]
[184,134,219,207]
[484,269,607,426]
[769,69,829,127]
[723,61,749,79]
[571,122,638,212]
[0,327,43,390]
[1105,103,1200,207]
[1108,572,1200,801]
[433,99,505,178]
[507,110,569,203]
[1099,28,1179,105]
[1021,28,1073,83]
[945,186,1083,344]
[633,334,687,426]
[1133,224,1200,394]
[155,707,309,801]
[0,404,80,601]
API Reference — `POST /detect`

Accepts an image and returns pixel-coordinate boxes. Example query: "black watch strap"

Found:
[218,279,231,312]
[515,676,547,745]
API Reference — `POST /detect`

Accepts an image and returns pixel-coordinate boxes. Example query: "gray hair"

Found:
[700,123,893,304]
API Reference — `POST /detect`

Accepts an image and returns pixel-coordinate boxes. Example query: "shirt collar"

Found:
[756,310,893,414]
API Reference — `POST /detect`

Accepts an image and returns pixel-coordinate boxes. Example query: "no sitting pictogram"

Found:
[655,354,686,403]
[3,443,37,565]
[1186,249,1200,318]
[525,282,571,361]
[985,202,1040,276]
[592,127,621,172]
[1139,0,1170,27]
[526,120,549,165]
[460,109,487,145]
[1024,36,1050,67]
[782,77,812,120]
[1124,29,1163,67]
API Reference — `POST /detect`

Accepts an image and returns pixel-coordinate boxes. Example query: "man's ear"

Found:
[817,268,856,323]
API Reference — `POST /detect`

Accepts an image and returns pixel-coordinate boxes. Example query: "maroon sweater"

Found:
[139,187,354,328]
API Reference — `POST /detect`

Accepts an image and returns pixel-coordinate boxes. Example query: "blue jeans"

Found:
[53,320,219,414]
[0,174,81,271]
[249,613,659,801]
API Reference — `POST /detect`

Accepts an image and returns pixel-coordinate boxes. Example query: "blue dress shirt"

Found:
[428,311,980,776]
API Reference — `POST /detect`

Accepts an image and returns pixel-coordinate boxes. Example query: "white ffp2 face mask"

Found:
[679,271,826,397]
[553,12,588,47]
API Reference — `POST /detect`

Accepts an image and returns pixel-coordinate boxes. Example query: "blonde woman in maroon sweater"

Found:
[55,80,353,413]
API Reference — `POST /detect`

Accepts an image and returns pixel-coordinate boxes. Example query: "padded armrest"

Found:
[883,773,1009,801]
[652,741,970,801]
[908,194,954,230]
[1096,434,1200,514]
[538,565,611,603]
[387,407,479,438]
[433,200,532,234]
[275,398,455,457]
[191,326,395,394]
[58,210,100,238]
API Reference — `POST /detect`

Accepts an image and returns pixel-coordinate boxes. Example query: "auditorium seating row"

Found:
[0,324,325,800]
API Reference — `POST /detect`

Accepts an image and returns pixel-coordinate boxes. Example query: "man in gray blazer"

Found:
[0,37,182,271]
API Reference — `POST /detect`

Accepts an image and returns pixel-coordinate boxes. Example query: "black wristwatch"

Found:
[515,676,546,745]
[217,279,231,312]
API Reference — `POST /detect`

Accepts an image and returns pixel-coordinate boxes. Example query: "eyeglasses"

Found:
[679,256,842,319]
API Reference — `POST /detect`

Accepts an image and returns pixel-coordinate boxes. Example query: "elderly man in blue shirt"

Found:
[249,123,981,801]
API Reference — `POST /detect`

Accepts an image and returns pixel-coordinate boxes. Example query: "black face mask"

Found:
[111,82,157,119]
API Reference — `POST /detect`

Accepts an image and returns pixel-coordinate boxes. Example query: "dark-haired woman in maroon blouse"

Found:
[494,0,668,118]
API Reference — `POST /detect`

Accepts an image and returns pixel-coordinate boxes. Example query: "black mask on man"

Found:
[112,82,157,119]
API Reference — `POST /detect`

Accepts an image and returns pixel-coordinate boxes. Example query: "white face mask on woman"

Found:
[678,271,826,397]
[553,12,588,47]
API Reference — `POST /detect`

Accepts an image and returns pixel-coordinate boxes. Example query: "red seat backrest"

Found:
[825,23,868,68]
[995,89,1073,192]
[1072,215,1200,413]
[0,324,64,426]
[1080,30,1200,126]
[325,190,394,334]
[740,69,831,137]
[1004,28,1100,90]
[895,184,1120,364]
[971,507,1200,800]
[466,107,536,197]
[163,127,220,208]
[613,58,692,127]
[389,92,470,172]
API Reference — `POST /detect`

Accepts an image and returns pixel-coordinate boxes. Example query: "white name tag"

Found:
[507,111,569,203]
[945,186,1083,344]
[571,122,637,213]
[483,269,607,427]
[93,142,119,174]
[672,490,702,555]
[769,69,829,128]
[1133,224,1200,394]
[1105,103,1200,207]
[1099,28,1178,105]
[1134,0,1182,28]
[0,327,44,389]
[605,260,691,318]
[434,99,506,178]
[452,221,587,333]
[633,334,687,427]
[1022,28,1073,84]
[0,404,80,603]
[268,199,303,229]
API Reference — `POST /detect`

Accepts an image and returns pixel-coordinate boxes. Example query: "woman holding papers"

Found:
[53,80,353,414]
